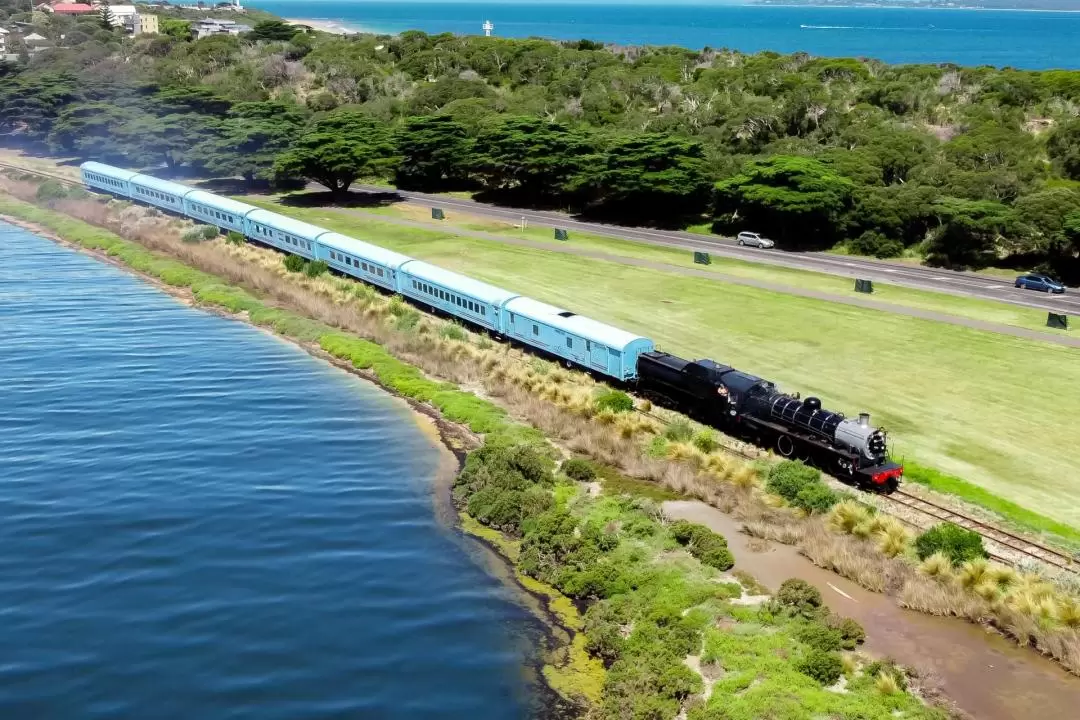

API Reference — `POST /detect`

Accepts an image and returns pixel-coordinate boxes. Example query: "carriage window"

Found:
[480,307,486,316]
[566,337,573,349]
[533,325,539,336]
[377,268,384,277]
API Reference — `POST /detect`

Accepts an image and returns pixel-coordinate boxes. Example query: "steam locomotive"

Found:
[635,351,903,491]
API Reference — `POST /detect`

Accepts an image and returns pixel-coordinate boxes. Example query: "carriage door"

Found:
[589,341,606,368]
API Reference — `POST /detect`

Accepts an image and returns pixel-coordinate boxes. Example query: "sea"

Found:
[0,221,536,718]
[251,1,1080,69]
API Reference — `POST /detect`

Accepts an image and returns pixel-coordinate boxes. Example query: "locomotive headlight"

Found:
[868,431,886,454]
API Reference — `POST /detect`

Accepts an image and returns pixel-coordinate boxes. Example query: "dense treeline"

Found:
[2,7,1080,276]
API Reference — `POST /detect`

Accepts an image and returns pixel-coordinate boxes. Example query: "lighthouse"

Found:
[482,20,494,37]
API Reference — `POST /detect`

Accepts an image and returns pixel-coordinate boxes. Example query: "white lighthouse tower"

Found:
[482,20,494,37]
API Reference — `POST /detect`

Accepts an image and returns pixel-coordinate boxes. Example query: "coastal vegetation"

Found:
[0,5,1079,279]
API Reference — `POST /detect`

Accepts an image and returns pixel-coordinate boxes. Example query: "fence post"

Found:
[554,228,569,241]
[854,278,874,294]
[431,207,445,220]
[693,251,711,265]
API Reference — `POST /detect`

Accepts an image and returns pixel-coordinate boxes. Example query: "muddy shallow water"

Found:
[664,501,1080,720]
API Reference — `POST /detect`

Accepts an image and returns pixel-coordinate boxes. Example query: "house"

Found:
[138,14,159,34]
[191,18,251,39]
[0,28,8,55]
[50,3,97,15]
[22,32,49,46]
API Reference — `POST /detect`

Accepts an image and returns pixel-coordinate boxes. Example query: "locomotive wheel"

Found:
[775,435,795,457]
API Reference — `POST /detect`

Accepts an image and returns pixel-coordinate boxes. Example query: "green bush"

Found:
[914,522,988,565]
[668,520,734,571]
[35,179,70,203]
[663,418,694,442]
[770,578,824,619]
[283,254,306,272]
[562,458,597,482]
[795,621,843,652]
[691,430,720,453]
[225,230,245,245]
[439,322,467,341]
[794,483,840,513]
[863,659,908,691]
[849,230,904,259]
[303,259,328,277]
[795,649,843,685]
[182,227,205,243]
[828,615,866,649]
[594,388,634,413]
[766,460,821,503]
[201,224,220,239]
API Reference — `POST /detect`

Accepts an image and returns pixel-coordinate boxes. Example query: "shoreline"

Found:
[0,211,581,719]
[286,17,389,35]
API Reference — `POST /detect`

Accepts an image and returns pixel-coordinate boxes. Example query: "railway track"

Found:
[8,160,1077,575]
[0,161,82,187]
[885,489,1079,574]
[636,408,1080,574]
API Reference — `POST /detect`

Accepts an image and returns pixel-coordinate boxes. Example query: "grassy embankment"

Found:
[237,196,1080,540]
[351,199,1067,335]
[0,192,950,719]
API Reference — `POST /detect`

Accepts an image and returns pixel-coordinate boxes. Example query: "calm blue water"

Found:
[253,1,1080,68]
[0,221,535,718]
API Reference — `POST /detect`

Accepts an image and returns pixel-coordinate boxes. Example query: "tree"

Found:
[926,197,1016,268]
[580,133,711,226]
[714,156,855,248]
[472,116,594,206]
[394,115,475,191]
[161,18,191,42]
[193,101,307,184]
[98,2,114,31]
[1048,119,1080,181]
[48,101,143,161]
[247,20,300,43]
[274,111,397,196]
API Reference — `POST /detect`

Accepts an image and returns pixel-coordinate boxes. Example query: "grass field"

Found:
[237,196,1080,529]
[345,202,1069,337]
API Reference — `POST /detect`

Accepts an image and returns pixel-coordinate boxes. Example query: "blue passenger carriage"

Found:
[184,190,257,234]
[244,209,323,260]
[128,173,192,213]
[80,161,137,197]
[398,260,518,333]
[502,297,654,380]
[316,232,412,292]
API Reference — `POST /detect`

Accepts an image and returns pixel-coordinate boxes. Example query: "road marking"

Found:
[985,284,1003,289]
[879,268,897,273]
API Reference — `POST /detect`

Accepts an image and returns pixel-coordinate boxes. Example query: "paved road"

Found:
[353,184,1080,317]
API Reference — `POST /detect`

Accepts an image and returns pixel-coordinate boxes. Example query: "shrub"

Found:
[691,430,720,453]
[795,621,843,652]
[283,254,306,272]
[771,578,823,619]
[182,227,205,243]
[225,230,245,245]
[562,458,596,482]
[864,659,908,692]
[303,259,328,277]
[826,615,866,649]
[794,483,840,513]
[594,388,634,413]
[849,230,904,259]
[36,179,69,203]
[668,520,734,571]
[914,522,987,565]
[663,418,694,442]
[201,225,220,240]
[766,460,821,503]
[439,322,467,341]
[795,649,843,685]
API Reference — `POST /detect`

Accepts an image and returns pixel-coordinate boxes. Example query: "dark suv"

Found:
[1015,274,1065,294]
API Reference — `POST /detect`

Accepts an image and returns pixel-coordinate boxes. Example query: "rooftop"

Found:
[51,3,97,13]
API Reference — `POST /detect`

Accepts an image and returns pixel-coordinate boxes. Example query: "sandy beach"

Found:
[285,17,382,35]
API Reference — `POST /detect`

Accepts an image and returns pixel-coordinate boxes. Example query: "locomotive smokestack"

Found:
[859,413,870,427]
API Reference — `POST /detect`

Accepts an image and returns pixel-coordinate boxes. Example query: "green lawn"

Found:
[352,202,1067,337]
[238,196,1080,529]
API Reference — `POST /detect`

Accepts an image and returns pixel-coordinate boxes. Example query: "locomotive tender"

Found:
[79,161,902,490]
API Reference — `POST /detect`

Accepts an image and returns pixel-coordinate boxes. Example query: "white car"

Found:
[737,231,775,249]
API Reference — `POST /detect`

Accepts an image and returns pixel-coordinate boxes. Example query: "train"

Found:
[79,161,903,491]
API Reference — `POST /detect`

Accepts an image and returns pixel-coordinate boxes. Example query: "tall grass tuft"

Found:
[918,552,953,580]
[828,500,872,535]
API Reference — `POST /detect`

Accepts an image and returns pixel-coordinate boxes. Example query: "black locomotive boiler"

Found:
[635,351,903,491]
